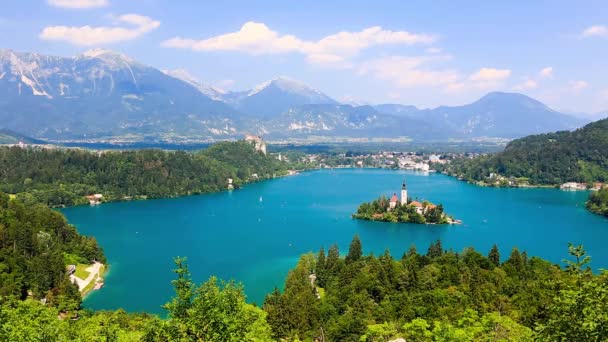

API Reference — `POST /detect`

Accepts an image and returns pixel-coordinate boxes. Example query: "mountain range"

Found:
[0,48,592,143]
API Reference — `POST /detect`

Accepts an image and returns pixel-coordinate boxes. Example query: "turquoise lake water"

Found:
[60,168,608,314]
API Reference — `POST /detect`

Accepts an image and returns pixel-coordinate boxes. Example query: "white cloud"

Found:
[358,57,514,95]
[425,47,442,54]
[468,68,511,82]
[570,80,589,91]
[512,67,553,91]
[162,21,436,66]
[47,0,108,9]
[40,14,160,46]
[582,25,608,38]
[441,67,512,93]
[539,66,553,78]
[513,79,538,91]
[459,67,512,91]
[358,55,460,88]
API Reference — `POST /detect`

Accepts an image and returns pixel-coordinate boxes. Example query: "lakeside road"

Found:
[70,262,103,292]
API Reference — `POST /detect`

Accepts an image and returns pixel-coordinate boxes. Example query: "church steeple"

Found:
[400,179,408,205]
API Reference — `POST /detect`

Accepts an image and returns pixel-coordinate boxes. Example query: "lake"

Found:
[61,168,607,314]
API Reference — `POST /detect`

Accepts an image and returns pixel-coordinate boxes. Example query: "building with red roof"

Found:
[389,193,399,210]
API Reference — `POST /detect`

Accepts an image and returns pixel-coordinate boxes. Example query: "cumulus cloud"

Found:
[582,25,608,38]
[47,0,108,9]
[512,67,553,91]
[358,55,460,88]
[457,67,512,91]
[162,21,436,66]
[425,47,442,54]
[468,68,511,82]
[570,80,589,91]
[539,66,553,78]
[444,67,512,93]
[40,14,160,46]
[357,56,514,95]
[513,79,538,91]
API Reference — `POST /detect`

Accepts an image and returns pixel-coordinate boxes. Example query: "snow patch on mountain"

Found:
[247,76,329,100]
[162,69,226,101]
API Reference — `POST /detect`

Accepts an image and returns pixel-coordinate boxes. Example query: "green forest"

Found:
[435,118,608,185]
[587,187,608,217]
[263,236,607,341]
[0,141,289,207]
[0,194,104,313]
[353,196,449,224]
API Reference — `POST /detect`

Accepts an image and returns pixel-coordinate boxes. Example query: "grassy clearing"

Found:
[82,264,105,297]
[74,264,91,279]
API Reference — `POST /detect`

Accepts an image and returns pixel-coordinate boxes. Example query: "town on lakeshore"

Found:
[353,179,459,225]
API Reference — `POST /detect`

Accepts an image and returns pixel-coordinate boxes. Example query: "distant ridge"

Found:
[0,48,588,142]
[0,129,46,145]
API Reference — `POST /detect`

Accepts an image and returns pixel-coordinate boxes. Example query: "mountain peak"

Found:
[248,76,322,96]
[475,91,552,110]
[79,48,137,65]
[479,91,536,102]
[162,68,227,100]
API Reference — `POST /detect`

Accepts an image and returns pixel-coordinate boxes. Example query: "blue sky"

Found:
[2,0,608,113]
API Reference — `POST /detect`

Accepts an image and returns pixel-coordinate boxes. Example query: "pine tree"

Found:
[162,257,194,319]
[316,247,326,287]
[403,244,418,260]
[426,240,443,258]
[345,234,363,264]
[488,244,500,267]
[506,247,524,272]
[326,244,341,279]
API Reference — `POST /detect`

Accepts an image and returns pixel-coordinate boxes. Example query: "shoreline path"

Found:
[70,262,103,292]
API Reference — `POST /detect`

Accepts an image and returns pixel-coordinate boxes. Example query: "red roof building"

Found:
[389,193,399,210]
[409,201,423,207]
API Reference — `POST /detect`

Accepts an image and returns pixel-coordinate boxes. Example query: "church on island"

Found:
[388,179,428,214]
[352,179,456,224]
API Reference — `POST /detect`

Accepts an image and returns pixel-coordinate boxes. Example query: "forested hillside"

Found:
[0,194,104,313]
[0,141,288,207]
[0,258,271,341]
[437,118,608,185]
[264,236,607,341]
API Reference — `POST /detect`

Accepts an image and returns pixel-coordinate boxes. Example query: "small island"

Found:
[353,179,459,224]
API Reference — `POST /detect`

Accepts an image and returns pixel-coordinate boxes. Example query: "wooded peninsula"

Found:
[0,140,294,208]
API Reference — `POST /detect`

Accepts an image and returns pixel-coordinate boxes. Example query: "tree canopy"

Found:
[0,141,290,207]
[436,118,608,185]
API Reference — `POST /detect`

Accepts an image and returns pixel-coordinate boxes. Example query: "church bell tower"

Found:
[401,179,408,205]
